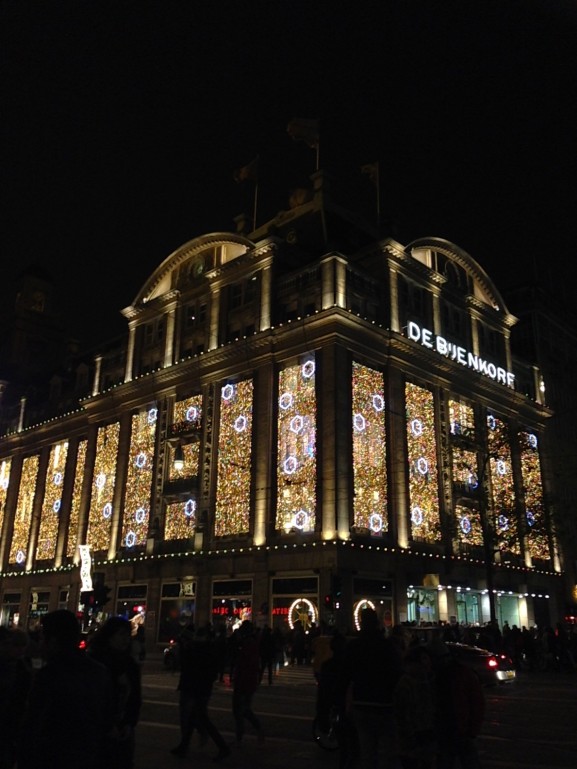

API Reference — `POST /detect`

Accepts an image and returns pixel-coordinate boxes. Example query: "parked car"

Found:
[445,641,516,685]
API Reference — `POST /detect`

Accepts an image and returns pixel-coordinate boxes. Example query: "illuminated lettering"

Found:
[406,323,515,388]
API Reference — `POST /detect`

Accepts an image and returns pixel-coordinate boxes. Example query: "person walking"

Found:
[88,616,142,769]
[340,607,402,769]
[17,610,114,769]
[232,620,265,744]
[169,625,230,761]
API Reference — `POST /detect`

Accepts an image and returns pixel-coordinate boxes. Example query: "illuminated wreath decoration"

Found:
[288,598,318,631]
[354,599,376,631]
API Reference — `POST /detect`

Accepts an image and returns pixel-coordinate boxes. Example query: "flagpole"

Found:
[253,180,259,232]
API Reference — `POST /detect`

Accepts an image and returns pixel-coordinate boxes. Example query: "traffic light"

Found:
[93,583,112,608]
[80,590,94,610]
[324,594,334,610]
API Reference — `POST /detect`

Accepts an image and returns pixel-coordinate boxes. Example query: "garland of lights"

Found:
[288,597,318,630]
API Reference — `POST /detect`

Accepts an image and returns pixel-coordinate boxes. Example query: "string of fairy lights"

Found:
[121,410,157,548]
[9,455,39,565]
[35,441,68,561]
[86,422,120,551]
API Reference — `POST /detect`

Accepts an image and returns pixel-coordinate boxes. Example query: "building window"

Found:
[158,582,195,643]
[87,422,120,553]
[405,382,441,543]
[212,579,252,632]
[121,409,158,550]
[36,441,69,562]
[352,362,387,533]
[276,356,317,533]
[215,379,253,536]
[9,454,40,566]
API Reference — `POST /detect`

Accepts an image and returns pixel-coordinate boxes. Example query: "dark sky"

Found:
[3,1,577,347]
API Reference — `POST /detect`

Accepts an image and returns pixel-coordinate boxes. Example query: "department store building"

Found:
[0,171,564,648]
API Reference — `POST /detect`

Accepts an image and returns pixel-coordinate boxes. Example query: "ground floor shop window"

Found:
[212,579,252,632]
[28,590,50,630]
[407,586,439,624]
[455,590,480,625]
[270,576,318,633]
[157,581,196,643]
[0,593,21,627]
[496,594,520,628]
[353,578,393,631]
[117,584,147,622]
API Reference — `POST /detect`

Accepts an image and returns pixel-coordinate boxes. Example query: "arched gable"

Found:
[131,232,255,306]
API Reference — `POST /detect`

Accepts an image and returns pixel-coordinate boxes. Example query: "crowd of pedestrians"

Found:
[1,608,576,768]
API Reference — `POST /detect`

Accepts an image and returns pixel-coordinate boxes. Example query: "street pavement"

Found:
[135,657,577,769]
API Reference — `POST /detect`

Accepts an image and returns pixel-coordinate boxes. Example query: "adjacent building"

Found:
[0,170,564,648]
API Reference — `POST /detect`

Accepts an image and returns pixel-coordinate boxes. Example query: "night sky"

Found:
[3,1,577,347]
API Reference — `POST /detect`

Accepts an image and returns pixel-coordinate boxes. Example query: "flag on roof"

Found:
[233,156,259,183]
[287,118,319,148]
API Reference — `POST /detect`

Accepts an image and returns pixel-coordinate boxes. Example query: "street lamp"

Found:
[173,443,184,471]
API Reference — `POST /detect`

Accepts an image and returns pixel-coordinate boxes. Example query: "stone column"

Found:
[389,367,409,548]
[209,287,221,351]
[108,414,133,560]
[124,322,137,383]
[253,363,274,545]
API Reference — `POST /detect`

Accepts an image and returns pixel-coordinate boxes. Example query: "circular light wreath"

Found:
[301,360,315,379]
[135,507,146,524]
[487,415,496,431]
[234,415,247,432]
[102,503,113,519]
[416,457,429,475]
[460,516,472,535]
[186,406,198,422]
[369,513,383,533]
[411,419,423,436]
[95,473,106,490]
[53,472,63,486]
[496,460,507,476]
[135,452,147,469]
[279,392,293,410]
[184,499,196,517]
[288,598,318,631]
[498,514,509,531]
[372,394,385,412]
[292,510,309,530]
[353,413,366,432]
[16,550,25,565]
[148,408,158,424]
[354,599,376,631]
[411,506,424,526]
[53,499,61,514]
[289,415,304,434]
[283,456,298,475]
[526,510,536,527]
[222,384,235,401]
[528,434,538,449]
[125,531,136,548]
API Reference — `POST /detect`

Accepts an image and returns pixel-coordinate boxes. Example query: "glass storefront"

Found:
[0,592,21,627]
[455,590,480,625]
[270,576,318,633]
[211,579,252,632]
[157,581,196,643]
[353,578,393,630]
[28,590,50,630]
[406,587,439,624]
[116,584,147,622]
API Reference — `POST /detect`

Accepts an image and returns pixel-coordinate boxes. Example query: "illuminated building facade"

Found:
[0,171,564,644]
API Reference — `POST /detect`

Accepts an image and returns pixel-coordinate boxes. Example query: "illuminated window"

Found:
[165,499,197,541]
[67,440,87,559]
[487,415,519,555]
[215,379,253,535]
[9,455,40,565]
[448,399,475,438]
[121,410,157,548]
[405,382,441,543]
[36,441,69,561]
[0,459,12,543]
[352,362,387,533]
[454,503,484,547]
[276,357,317,533]
[169,395,202,481]
[519,432,549,560]
[87,422,120,552]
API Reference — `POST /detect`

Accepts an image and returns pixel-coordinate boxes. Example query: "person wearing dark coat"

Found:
[170,625,230,762]
[88,616,142,769]
[340,608,402,769]
[18,610,114,769]
[232,620,264,744]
